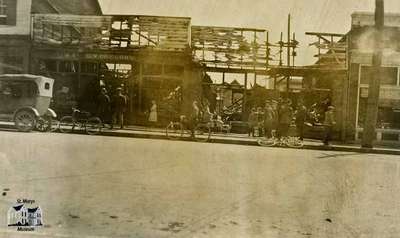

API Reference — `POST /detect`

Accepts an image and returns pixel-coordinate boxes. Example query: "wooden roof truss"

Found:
[32,14,191,52]
[191,26,269,70]
[306,32,348,69]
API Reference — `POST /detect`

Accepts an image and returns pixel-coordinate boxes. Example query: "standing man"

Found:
[323,106,336,146]
[189,100,201,138]
[97,88,111,127]
[113,87,127,129]
[248,107,258,137]
[277,99,293,139]
[295,101,307,141]
[263,101,276,138]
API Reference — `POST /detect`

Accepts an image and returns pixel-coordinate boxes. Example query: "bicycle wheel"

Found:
[36,116,52,132]
[257,137,277,147]
[193,123,211,142]
[50,119,60,132]
[285,137,304,148]
[85,117,102,135]
[166,122,183,140]
[59,116,75,133]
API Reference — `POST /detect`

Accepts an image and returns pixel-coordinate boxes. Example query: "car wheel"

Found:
[14,110,37,132]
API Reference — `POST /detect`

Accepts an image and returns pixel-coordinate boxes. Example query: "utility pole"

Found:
[286,14,291,93]
[361,0,384,148]
[292,32,297,67]
[279,32,283,66]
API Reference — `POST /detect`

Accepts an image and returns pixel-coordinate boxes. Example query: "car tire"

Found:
[14,110,37,132]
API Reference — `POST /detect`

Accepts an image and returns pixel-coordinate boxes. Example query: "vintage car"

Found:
[0,74,57,132]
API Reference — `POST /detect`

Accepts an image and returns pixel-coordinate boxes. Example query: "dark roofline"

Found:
[27,207,39,213]
[42,0,103,15]
[93,0,103,15]
[13,204,24,211]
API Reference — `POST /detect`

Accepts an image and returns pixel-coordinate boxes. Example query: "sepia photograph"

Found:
[1,0,400,237]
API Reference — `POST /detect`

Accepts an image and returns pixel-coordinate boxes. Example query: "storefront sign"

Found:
[82,53,138,62]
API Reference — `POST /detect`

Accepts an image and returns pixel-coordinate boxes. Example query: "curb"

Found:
[99,130,400,156]
[1,124,399,156]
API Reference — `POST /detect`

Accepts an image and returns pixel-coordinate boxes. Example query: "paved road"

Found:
[0,131,399,238]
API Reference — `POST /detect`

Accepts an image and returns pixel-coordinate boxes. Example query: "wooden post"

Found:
[129,63,134,114]
[242,73,248,120]
[138,63,143,113]
[280,32,283,66]
[292,32,296,67]
[286,14,291,93]
[266,31,269,70]
[77,60,81,95]
[361,0,384,148]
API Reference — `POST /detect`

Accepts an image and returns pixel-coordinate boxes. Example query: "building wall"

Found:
[0,0,32,35]
[0,36,30,74]
[0,0,32,74]
[348,34,400,142]
[345,12,400,143]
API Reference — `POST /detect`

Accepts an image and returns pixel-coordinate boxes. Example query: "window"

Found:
[0,0,6,25]
[3,56,23,74]
[360,66,398,85]
[81,62,98,74]
[59,61,78,73]
[0,81,38,98]
[0,0,16,26]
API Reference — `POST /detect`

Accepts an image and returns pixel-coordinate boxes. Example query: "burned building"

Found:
[0,0,269,126]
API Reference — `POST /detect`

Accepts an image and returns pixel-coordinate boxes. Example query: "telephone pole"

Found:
[286,14,291,92]
[361,0,384,148]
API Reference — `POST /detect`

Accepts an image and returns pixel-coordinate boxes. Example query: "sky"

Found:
[98,0,400,66]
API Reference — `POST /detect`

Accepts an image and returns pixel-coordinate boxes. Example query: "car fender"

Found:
[46,108,57,118]
[13,107,40,119]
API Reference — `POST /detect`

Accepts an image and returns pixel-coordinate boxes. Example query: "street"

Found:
[1,131,400,238]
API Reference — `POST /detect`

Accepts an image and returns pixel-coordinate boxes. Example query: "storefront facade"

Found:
[349,12,400,143]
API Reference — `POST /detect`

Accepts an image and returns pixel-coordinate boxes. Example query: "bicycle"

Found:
[59,108,103,135]
[165,115,211,142]
[257,130,304,148]
[208,114,231,134]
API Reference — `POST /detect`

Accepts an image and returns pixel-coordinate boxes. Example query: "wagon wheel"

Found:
[14,110,37,132]
[36,116,52,132]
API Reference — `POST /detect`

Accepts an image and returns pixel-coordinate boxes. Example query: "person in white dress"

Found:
[148,100,158,126]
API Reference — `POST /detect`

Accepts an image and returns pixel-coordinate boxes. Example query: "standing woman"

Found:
[148,100,158,127]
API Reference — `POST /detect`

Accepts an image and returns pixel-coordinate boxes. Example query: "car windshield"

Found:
[0,80,38,98]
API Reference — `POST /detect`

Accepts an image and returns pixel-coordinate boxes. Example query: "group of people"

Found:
[248,98,336,145]
[97,88,337,145]
[97,87,128,129]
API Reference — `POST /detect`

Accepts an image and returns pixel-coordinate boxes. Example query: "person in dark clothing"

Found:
[263,102,276,138]
[277,100,293,139]
[323,106,336,145]
[295,102,307,141]
[188,100,201,138]
[113,88,127,129]
[248,107,257,137]
[97,88,111,127]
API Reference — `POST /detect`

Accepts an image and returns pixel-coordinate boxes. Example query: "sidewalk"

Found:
[1,122,399,155]
[102,125,400,156]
